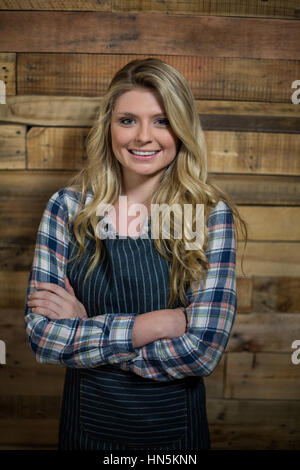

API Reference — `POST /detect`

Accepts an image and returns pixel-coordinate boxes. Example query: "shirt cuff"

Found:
[107,314,139,360]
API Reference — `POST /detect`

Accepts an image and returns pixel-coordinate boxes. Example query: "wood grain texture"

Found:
[207,398,300,450]
[0,3,299,451]
[1,96,299,127]
[0,0,111,10]
[113,0,300,19]
[0,0,299,19]
[24,125,300,176]
[0,172,299,247]
[236,241,300,277]
[0,243,34,271]
[252,277,300,313]
[201,354,224,399]
[209,174,300,205]
[207,131,300,176]
[202,115,300,133]
[0,173,298,210]
[17,53,300,102]
[236,276,253,313]
[238,207,300,241]
[0,124,26,169]
[227,313,300,352]
[225,352,300,399]
[0,419,59,446]
[27,127,88,170]
[0,395,61,419]
[0,12,299,59]
[0,53,15,97]
[0,171,76,244]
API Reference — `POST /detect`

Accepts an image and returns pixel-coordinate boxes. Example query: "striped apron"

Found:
[58,222,211,450]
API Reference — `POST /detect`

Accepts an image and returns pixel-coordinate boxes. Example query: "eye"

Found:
[119,118,134,125]
[156,118,169,126]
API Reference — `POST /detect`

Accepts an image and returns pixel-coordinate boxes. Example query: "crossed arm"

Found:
[24,189,236,381]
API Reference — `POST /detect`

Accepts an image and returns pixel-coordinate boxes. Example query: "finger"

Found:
[64,277,75,295]
[36,281,74,301]
[28,292,66,311]
[31,307,60,319]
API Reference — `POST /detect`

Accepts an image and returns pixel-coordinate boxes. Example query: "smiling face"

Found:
[110,88,179,184]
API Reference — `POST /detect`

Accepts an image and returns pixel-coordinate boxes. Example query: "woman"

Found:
[24,58,248,451]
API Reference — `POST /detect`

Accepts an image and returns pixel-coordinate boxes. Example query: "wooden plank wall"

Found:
[0,0,300,450]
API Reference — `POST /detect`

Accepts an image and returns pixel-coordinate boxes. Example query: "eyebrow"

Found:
[116,112,167,117]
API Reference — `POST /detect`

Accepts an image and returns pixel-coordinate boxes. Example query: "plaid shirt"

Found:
[24,187,237,381]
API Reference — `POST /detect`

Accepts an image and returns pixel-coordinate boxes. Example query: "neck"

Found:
[120,170,163,208]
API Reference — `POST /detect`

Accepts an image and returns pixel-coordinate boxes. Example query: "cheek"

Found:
[165,135,179,153]
[111,127,130,149]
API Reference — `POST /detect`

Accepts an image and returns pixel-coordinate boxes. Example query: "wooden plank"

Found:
[238,206,300,241]
[1,96,299,127]
[0,395,61,419]
[0,124,26,169]
[252,277,300,314]
[0,272,33,308]
[0,445,57,449]
[25,126,300,175]
[0,0,299,20]
[236,276,253,313]
[207,131,300,176]
[236,241,300,277]
[197,101,300,118]
[209,174,300,206]
[0,307,66,394]
[113,0,300,20]
[0,0,111,10]
[0,171,76,199]
[227,313,300,353]
[207,397,300,450]
[0,53,15,97]
[0,12,299,60]
[202,115,300,134]
[0,95,99,126]
[27,127,88,170]
[0,175,300,247]
[0,171,76,244]
[225,352,300,399]
[1,248,300,308]
[202,353,224,399]
[17,53,300,102]
[0,419,59,445]
[0,243,34,271]
[0,359,65,396]
[0,172,299,209]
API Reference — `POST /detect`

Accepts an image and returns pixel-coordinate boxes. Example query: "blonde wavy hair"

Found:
[66,57,248,308]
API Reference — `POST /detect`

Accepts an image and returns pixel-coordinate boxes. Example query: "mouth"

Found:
[128,149,161,160]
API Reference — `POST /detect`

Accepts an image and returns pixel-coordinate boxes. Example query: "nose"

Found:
[135,121,152,144]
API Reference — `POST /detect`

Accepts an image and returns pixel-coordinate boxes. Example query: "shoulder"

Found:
[45,186,94,222]
[207,200,234,229]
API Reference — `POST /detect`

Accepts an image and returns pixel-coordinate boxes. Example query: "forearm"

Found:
[131,310,165,348]
[25,311,139,368]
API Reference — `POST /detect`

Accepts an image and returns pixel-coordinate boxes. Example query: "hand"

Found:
[159,307,188,340]
[27,277,88,320]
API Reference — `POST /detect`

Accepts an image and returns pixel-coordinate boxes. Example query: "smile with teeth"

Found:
[129,149,161,156]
